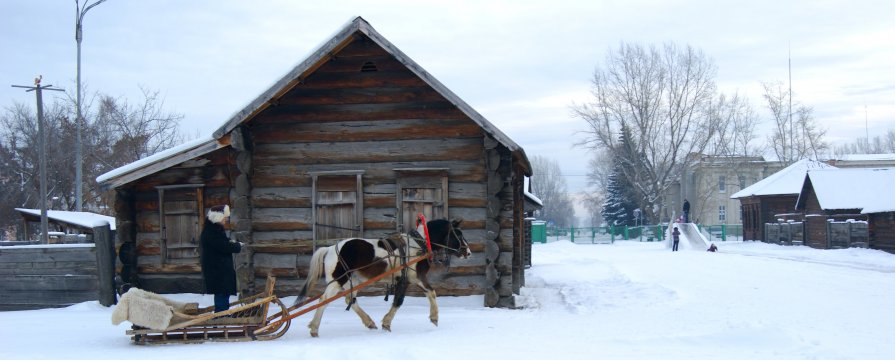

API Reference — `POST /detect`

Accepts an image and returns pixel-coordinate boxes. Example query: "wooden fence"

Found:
[0,224,116,311]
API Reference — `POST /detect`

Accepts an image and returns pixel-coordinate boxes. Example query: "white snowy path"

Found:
[2,240,894,360]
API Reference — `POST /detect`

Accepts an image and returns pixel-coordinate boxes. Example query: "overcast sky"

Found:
[2,0,893,194]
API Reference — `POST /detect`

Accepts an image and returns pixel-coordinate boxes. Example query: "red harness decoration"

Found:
[416,213,432,258]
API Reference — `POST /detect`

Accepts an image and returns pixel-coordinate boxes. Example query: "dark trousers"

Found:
[672,240,679,251]
[684,211,689,223]
[214,293,231,312]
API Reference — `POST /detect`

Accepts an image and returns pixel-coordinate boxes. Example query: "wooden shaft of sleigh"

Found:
[255,253,430,335]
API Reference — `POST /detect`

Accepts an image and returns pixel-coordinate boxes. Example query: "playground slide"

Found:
[680,223,708,249]
[665,223,709,250]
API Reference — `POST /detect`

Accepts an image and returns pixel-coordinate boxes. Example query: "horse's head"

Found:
[418,218,471,259]
[447,218,471,259]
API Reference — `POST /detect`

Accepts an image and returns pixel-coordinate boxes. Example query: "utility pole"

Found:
[788,45,794,163]
[75,0,108,211]
[12,76,65,244]
[865,105,869,144]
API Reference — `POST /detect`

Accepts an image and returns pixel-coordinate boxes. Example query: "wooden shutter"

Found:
[158,185,204,262]
[313,173,363,241]
[396,169,448,232]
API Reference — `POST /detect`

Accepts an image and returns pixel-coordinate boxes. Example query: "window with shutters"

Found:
[312,171,364,241]
[157,184,204,263]
[395,168,448,233]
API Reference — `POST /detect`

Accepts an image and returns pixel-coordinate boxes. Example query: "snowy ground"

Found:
[2,240,894,360]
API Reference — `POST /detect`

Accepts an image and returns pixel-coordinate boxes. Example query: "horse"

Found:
[293,218,470,337]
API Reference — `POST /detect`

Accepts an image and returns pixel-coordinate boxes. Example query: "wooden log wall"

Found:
[231,127,255,296]
[869,213,895,254]
[0,245,99,310]
[125,148,237,294]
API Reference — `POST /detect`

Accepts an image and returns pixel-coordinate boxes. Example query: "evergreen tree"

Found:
[602,125,639,226]
[601,159,638,226]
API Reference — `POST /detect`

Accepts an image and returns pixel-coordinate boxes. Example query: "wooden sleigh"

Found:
[126,276,291,345]
[124,252,431,344]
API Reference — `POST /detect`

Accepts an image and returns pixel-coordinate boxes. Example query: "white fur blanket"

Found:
[111,288,198,330]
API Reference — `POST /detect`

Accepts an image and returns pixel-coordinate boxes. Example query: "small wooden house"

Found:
[13,208,116,244]
[731,159,833,241]
[97,17,534,308]
[794,168,895,253]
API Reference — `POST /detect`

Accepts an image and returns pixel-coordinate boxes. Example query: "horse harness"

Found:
[328,226,466,310]
[331,234,414,309]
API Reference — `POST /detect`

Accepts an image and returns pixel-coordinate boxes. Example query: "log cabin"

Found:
[794,167,895,253]
[97,17,538,308]
[731,159,833,241]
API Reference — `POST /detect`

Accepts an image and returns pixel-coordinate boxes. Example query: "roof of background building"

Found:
[730,159,835,199]
[797,167,895,214]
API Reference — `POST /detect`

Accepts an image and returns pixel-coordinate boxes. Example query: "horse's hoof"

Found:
[367,323,378,330]
[430,319,438,326]
[310,332,319,338]
[382,324,391,332]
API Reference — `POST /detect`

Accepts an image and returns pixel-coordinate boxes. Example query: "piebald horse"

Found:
[294,218,470,337]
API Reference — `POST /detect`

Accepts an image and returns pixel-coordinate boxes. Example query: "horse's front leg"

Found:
[381,305,399,332]
[425,288,439,326]
[416,276,438,326]
[381,276,408,332]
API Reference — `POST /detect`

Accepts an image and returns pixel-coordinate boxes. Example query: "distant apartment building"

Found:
[673,154,783,226]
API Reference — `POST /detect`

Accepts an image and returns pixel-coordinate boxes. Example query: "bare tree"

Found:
[705,92,763,157]
[574,42,722,223]
[830,128,895,157]
[86,87,185,211]
[578,150,612,226]
[0,87,185,235]
[761,81,828,164]
[530,155,575,227]
[579,191,604,227]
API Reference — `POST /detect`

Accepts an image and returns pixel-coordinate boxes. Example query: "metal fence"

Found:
[700,224,744,242]
[533,224,744,244]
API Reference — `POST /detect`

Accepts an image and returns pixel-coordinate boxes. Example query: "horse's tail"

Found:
[293,246,328,307]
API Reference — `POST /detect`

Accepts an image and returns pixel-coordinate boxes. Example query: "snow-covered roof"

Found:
[730,159,835,199]
[796,168,895,214]
[96,134,225,190]
[827,153,895,162]
[523,177,543,207]
[15,208,116,231]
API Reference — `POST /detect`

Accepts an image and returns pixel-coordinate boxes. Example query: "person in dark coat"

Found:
[200,205,243,312]
[671,226,681,251]
[682,199,691,223]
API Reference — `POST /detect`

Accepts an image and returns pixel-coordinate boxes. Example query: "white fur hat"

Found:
[207,205,230,224]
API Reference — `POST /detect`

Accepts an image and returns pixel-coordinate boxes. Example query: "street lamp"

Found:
[74,0,108,211]
[633,208,642,241]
